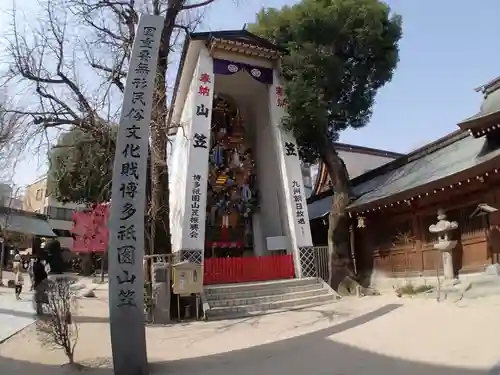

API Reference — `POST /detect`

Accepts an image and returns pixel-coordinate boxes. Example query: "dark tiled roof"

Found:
[189,30,281,51]
[333,142,404,159]
[308,195,333,219]
[347,132,500,209]
[307,131,500,219]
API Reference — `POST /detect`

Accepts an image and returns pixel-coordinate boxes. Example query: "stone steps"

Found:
[205,277,319,294]
[203,278,339,320]
[206,283,321,301]
[209,288,331,308]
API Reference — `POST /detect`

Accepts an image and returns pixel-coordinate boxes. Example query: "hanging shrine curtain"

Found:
[213,58,274,85]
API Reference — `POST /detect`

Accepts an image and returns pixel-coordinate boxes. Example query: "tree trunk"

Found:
[80,253,93,276]
[66,349,74,364]
[319,141,357,292]
[100,251,106,283]
[149,3,182,256]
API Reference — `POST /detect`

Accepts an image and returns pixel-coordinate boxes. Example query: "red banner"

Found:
[72,204,110,253]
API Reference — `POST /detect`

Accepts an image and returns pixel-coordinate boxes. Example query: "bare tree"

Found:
[0,96,27,180]
[69,0,213,256]
[3,0,216,261]
[36,277,79,365]
[3,0,118,151]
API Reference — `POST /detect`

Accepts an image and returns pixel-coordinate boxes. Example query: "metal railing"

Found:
[313,246,329,282]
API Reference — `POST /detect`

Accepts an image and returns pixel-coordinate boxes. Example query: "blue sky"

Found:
[3,0,500,187]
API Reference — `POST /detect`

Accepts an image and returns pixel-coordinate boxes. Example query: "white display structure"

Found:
[268,72,313,277]
[167,32,316,279]
[107,15,163,375]
[180,47,215,252]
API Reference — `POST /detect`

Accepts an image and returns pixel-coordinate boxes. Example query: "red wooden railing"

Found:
[203,254,295,285]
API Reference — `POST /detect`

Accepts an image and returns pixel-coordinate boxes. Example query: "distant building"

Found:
[23,176,82,250]
[0,182,23,210]
[308,75,500,278]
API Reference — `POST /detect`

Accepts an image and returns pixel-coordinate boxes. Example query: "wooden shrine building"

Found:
[308,76,500,278]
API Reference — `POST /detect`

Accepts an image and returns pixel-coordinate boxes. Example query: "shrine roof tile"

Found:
[190,30,282,51]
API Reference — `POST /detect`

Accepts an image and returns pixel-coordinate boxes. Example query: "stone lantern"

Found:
[429,209,458,280]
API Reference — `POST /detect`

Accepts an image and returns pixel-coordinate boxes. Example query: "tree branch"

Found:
[181,0,216,10]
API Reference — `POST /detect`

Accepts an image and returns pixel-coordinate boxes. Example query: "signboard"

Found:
[269,75,313,276]
[107,14,163,375]
[270,81,313,247]
[180,47,214,251]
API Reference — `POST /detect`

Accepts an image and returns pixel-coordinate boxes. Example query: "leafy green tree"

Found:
[250,0,402,290]
[47,127,116,205]
[48,127,116,276]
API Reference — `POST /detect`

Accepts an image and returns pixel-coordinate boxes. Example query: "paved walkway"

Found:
[2,294,500,375]
[0,288,35,343]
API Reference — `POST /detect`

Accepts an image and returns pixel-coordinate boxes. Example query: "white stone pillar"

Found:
[179,46,214,265]
[268,71,314,278]
[107,15,163,375]
[442,251,454,279]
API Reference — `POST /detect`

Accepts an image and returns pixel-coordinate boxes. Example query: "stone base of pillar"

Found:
[151,262,171,324]
[442,251,454,279]
[298,247,317,278]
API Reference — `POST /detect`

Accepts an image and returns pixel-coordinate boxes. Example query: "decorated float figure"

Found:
[205,94,259,258]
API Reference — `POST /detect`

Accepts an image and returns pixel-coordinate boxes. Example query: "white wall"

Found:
[252,80,285,255]
[212,69,287,256]
[45,196,81,210]
[169,69,194,253]
[44,197,83,250]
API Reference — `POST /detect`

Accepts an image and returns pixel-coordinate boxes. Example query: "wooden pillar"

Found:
[485,190,500,264]
[412,212,424,273]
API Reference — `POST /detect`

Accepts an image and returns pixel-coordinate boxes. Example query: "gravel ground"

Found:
[1,289,500,375]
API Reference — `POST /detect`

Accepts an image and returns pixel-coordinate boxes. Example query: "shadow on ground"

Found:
[1,303,499,375]
[0,307,109,323]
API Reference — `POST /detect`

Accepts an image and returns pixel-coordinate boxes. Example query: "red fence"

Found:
[203,254,294,285]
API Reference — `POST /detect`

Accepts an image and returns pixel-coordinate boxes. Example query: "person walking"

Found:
[13,250,21,271]
[14,268,24,300]
[33,257,48,315]
[27,258,35,291]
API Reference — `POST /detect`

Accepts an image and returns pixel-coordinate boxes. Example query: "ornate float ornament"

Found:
[217,127,227,139]
[230,149,240,168]
[241,184,252,202]
[221,201,230,241]
[216,174,228,185]
[211,144,224,166]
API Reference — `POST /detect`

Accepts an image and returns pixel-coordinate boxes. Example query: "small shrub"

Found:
[91,277,106,284]
[36,277,79,365]
[395,282,433,297]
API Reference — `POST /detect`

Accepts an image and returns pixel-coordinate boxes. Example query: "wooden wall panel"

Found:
[460,235,488,271]
[352,177,500,277]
